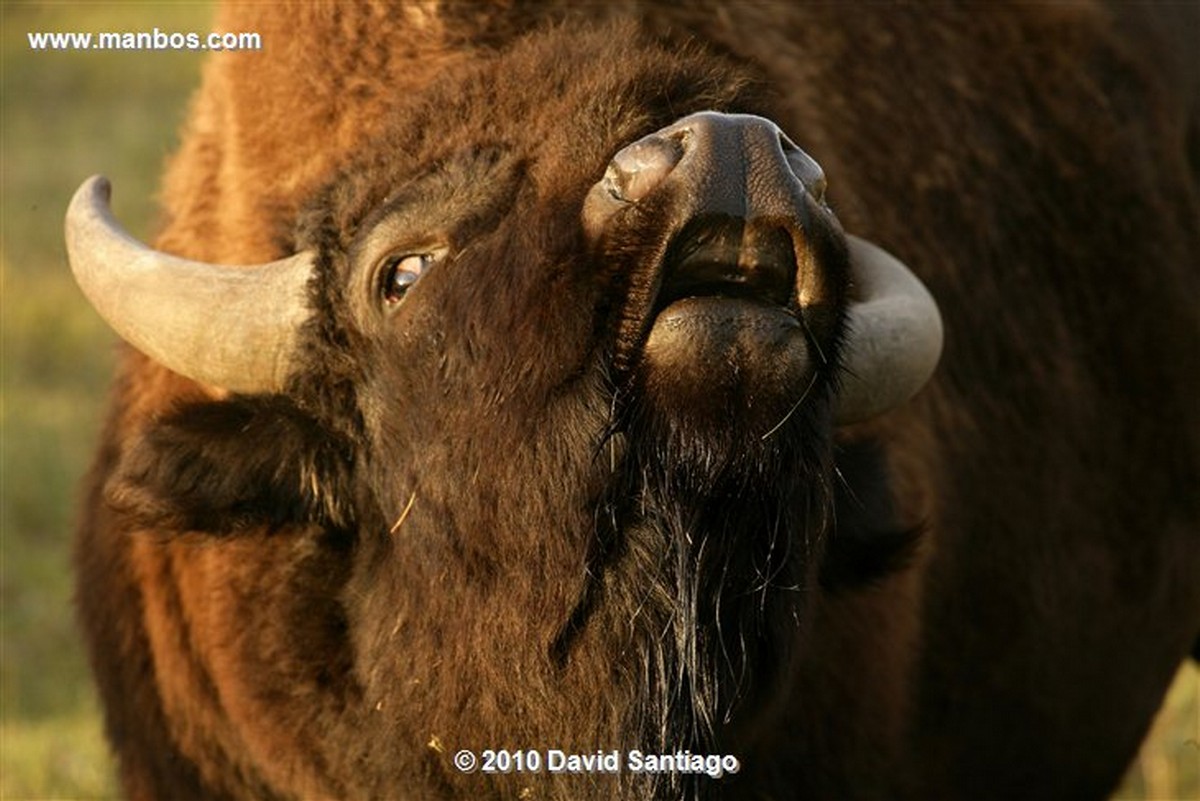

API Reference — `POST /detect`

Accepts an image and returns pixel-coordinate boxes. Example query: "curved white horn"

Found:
[837,235,944,424]
[65,176,314,393]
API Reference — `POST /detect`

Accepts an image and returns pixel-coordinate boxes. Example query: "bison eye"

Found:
[380,251,441,304]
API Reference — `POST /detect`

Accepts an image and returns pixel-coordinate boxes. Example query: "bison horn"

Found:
[837,235,944,424]
[65,176,314,393]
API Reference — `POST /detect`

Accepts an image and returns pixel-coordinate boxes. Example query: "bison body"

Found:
[71,3,1199,800]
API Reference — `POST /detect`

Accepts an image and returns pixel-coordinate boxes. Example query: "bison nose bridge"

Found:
[664,111,810,223]
[582,111,813,238]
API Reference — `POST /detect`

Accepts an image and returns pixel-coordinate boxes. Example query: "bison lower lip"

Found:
[646,296,805,366]
[650,295,799,336]
[637,296,815,429]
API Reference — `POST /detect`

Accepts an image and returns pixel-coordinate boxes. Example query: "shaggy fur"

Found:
[75,3,1199,800]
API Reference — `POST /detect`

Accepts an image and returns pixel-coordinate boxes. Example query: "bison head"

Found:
[67,26,940,798]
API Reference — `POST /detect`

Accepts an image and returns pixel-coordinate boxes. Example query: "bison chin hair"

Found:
[581,379,835,799]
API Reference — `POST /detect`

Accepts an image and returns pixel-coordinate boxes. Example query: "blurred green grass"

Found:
[3,3,212,797]
[0,3,1195,800]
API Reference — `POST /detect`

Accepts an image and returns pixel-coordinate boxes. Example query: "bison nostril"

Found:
[777,131,827,203]
[780,138,827,204]
[604,134,684,202]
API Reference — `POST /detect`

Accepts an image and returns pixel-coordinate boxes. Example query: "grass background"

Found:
[3,3,212,797]
[1,3,1196,799]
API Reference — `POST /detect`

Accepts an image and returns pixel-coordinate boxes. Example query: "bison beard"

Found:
[591,397,831,799]
[524,340,838,799]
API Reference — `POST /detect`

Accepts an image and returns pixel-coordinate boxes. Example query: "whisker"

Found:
[760,372,818,441]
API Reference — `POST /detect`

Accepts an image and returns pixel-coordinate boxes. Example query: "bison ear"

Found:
[106,395,357,534]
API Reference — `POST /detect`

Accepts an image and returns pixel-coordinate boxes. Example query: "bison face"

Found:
[325,108,849,518]
[66,23,940,790]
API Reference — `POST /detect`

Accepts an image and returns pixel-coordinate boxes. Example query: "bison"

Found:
[67,3,1198,800]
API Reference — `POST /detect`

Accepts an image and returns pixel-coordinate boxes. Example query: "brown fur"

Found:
[75,3,1199,800]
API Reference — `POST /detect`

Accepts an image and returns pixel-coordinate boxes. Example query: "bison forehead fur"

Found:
[72,4,1200,801]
